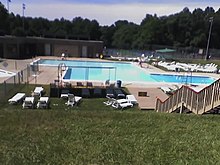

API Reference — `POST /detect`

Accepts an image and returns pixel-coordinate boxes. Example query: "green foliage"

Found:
[11,27,26,37]
[0,3,220,51]
[112,23,138,49]
[0,2,9,35]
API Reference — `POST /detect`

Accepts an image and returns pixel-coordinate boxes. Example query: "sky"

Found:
[4,0,220,25]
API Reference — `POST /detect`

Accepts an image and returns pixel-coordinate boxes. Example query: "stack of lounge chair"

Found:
[103,94,137,110]
[158,61,218,73]
[111,98,133,109]
[22,97,35,109]
[37,97,50,109]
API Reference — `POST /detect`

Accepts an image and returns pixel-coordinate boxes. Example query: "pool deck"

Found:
[0,56,219,110]
[126,86,168,109]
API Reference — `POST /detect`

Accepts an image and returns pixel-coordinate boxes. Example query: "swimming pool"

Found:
[150,74,214,84]
[39,59,215,84]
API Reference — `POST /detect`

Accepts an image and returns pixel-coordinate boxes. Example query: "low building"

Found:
[0,36,103,59]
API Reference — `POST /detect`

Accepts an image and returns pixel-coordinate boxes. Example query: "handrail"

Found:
[156,78,220,114]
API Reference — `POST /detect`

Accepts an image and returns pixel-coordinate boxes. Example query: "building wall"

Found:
[0,36,103,59]
[54,44,79,57]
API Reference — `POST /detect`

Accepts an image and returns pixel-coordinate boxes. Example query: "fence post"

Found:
[203,89,207,113]
[180,87,184,114]
[27,64,29,84]
[18,71,21,84]
[4,81,6,97]
[13,75,16,86]
[211,83,216,109]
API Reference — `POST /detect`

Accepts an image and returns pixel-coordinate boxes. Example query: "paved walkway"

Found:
[126,86,168,110]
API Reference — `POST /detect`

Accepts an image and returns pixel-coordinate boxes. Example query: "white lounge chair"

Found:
[60,89,70,99]
[126,95,138,104]
[37,97,49,109]
[8,93,26,104]
[112,99,133,109]
[22,97,35,109]
[160,87,173,94]
[66,94,82,107]
[34,87,44,96]
[103,96,115,106]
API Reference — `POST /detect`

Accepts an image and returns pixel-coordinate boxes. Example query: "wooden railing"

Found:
[156,78,220,114]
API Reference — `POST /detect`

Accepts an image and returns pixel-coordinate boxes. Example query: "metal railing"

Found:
[156,79,220,114]
[62,66,117,82]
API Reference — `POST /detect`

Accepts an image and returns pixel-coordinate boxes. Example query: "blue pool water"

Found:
[39,59,215,84]
[150,74,214,84]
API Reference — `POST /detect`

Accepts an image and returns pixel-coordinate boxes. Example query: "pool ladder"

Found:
[181,71,192,85]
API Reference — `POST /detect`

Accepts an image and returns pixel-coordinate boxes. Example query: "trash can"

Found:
[116,80,122,88]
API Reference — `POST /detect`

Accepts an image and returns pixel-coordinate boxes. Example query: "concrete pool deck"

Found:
[0,56,219,110]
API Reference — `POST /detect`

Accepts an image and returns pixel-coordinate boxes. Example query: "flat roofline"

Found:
[0,35,103,43]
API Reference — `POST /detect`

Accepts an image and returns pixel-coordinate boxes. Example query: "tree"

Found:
[112,23,138,49]
[0,2,9,35]
[100,25,116,48]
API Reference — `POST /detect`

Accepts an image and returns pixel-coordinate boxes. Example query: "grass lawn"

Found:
[1,85,220,164]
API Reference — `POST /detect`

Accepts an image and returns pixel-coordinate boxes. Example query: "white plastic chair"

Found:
[66,94,82,107]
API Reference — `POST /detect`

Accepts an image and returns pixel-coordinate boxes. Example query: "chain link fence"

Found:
[0,61,39,103]
[106,46,220,60]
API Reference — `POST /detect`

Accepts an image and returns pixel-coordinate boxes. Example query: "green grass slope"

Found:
[1,98,220,164]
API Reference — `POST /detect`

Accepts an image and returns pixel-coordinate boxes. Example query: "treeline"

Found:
[1,2,220,50]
